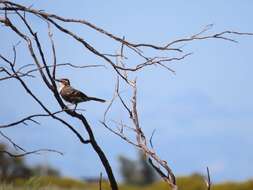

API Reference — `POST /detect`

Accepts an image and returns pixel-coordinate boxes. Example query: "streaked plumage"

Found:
[55,78,105,109]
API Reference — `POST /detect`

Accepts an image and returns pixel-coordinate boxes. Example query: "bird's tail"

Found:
[88,96,106,103]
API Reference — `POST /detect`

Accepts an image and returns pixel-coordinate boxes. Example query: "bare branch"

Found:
[100,121,139,148]
[1,2,252,190]
[22,62,106,76]
[99,172,103,190]
[103,77,119,122]
[47,22,57,80]
[0,109,90,144]
[205,167,211,190]
[1,1,182,52]
[0,130,26,152]
[1,109,65,128]
[0,148,63,158]
[149,129,156,149]
[165,30,253,48]
[102,79,177,189]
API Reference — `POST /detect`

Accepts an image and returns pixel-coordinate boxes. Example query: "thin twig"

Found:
[0,148,63,158]
[0,130,26,152]
[205,167,211,190]
[99,172,103,190]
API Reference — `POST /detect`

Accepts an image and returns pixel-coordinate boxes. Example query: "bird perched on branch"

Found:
[55,78,105,110]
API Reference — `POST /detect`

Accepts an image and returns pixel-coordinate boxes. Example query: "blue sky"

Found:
[1,0,253,183]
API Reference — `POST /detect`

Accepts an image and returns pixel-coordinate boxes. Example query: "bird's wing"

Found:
[67,86,89,99]
[74,89,89,99]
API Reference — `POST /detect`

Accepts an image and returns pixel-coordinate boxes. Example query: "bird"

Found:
[55,78,105,110]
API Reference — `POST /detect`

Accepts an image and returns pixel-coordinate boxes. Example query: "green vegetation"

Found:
[0,175,253,190]
[1,144,253,190]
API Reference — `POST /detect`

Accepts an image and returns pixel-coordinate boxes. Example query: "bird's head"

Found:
[55,78,70,86]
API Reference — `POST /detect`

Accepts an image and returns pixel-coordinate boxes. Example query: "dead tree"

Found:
[0,1,252,190]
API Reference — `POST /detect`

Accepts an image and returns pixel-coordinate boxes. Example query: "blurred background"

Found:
[1,0,253,189]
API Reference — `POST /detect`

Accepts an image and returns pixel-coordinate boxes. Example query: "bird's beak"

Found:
[54,79,61,82]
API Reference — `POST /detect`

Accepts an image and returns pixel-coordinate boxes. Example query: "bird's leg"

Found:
[74,104,77,111]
